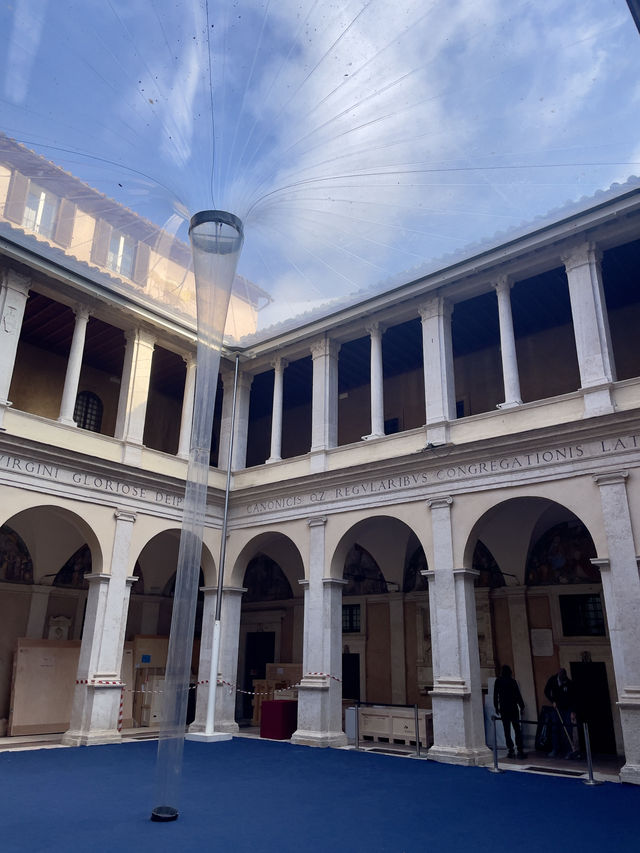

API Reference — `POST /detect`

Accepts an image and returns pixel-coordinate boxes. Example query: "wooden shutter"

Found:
[53,199,76,248]
[5,172,29,224]
[132,241,151,286]
[90,219,112,266]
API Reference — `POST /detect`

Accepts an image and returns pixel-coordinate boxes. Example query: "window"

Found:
[73,391,103,432]
[559,594,605,637]
[22,182,59,239]
[107,230,136,278]
[342,604,361,633]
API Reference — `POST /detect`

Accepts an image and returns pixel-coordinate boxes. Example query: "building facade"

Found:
[1,139,640,783]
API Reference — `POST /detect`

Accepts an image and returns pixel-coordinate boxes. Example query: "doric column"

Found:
[25,586,51,638]
[494,277,522,408]
[593,472,640,784]
[63,509,137,746]
[419,296,455,445]
[0,269,30,426]
[310,336,340,471]
[177,353,196,458]
[363,322,385,440]
[292,517,347,747]
[58,306,91,426]
[267,357,287,463]
[219,367,252,471]
[423,496,491,766]
[115,328,156,444]
[189,587,246,740]
[562,242,616,416]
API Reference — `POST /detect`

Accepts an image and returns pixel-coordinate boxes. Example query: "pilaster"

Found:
[562,242,615,416]
[423,496,491,766]
[115,328,156,449]
[593,471,640,784]
[177,353,197,458]
[0,269,30,427]
[419,297,455,445]
[362,322,385,440]
[310,337,340,471]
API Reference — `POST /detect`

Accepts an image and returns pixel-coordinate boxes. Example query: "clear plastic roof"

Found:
[1,1,639,344]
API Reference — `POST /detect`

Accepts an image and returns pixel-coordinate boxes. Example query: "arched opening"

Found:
[234,533,304,731]
[0,506,100,736]
[126,530,211,729]
[331,516,429,709]
[466,497,619,759]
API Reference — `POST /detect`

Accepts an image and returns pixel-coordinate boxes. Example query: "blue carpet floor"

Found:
[0,738,637,852]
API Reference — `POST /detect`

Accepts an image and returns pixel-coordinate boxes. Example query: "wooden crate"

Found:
[359,706,433,747]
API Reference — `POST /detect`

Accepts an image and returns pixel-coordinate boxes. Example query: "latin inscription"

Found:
[0,453,183,507]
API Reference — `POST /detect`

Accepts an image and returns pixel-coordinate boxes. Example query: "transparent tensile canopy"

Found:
[2,1,640,344]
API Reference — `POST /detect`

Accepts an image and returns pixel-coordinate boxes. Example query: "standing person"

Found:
[493,665,527,759]
[544,667,576,758]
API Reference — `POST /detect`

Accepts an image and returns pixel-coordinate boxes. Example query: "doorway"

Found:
[342,653,361,702]
[570,660,617,755]
[242,631,275,720]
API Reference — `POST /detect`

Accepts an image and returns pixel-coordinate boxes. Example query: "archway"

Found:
[465,497,619,757]
[330,516,428,708]
[0,504,101,735]
[126,529,213,728]
[233,532,305,729]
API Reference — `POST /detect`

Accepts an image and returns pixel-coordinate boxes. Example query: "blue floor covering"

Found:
[0,737,637,852]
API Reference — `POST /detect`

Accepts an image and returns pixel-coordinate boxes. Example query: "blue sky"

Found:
[2,0,640,329]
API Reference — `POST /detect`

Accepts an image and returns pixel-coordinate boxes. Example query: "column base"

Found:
[582,384,614,417]
[57,416,78,427]
[361,432,384,441]
[185,731,232,743]
[496,399,522,409]
[61,729,122,747]
[290,729,347,748]
[427,744,493,767]
[620,762,640,785]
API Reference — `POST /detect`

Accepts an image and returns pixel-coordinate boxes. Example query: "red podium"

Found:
[259,700,298,740]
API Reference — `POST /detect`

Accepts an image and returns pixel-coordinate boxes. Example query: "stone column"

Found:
[267,357,287,463]
[58,306,91,426]
[215,587,245,732]
[593,471,640,785]
[363,322,385,440]
[494,277,522,408]
[423,497,492,766]
[562,242,616,416]
[115,328,156,446]
[0,269,30,427]
[25,586,51,638]
[310,336,339,472]
[177,353,196,458]
[419,297,456,446]
[219,367,252,470]
[292,517,347,747]
[389,593,407,704]
[63,509,137,745]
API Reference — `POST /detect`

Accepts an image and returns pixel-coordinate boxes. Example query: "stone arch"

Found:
[463,494,618,756]
[230,531,305,593]
[1,504,103,582]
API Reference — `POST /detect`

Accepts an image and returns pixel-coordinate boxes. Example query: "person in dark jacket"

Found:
[544,668,576,758]
[493,665,527,759]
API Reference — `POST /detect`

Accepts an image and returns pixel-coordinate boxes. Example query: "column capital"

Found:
[114,509,137,523]
[85,573,111,585]
[181,351,196,367]
[307,516,327,528]
[561,240,601,272]
[453,567,480,581]
[427,496,453,510]
[365,320,383,337]
[493,274,513,294]
[221,586,247,597]
[322,577,348,588]
[418,294,452,322]
[72,304,92,322]
[310,336,340,360]
[2,269,31,296]
[298,579,310,589]
[271,355,288,372]
[590,557,610,572]
[125,575,139,588]
[124,327,156,348]
[593,471,629,488]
